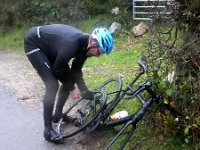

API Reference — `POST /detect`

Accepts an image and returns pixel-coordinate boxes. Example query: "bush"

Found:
[142,0,200,147]
[0,0,134,32]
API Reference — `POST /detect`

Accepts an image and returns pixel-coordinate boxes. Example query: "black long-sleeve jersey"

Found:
[25,24,90,91]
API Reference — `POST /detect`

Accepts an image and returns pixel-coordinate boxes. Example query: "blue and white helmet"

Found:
[91,28,114,55]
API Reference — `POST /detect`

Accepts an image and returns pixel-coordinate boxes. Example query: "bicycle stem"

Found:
[128,70,145,89]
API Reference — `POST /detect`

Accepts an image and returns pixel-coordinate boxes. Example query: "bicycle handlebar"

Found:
[127,59,148,89]
[137,60,148,72]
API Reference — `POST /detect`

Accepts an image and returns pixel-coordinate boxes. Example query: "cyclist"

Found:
[24,24,113,144]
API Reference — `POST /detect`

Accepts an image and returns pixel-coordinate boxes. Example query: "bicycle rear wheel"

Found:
[96,77,122,106]
[57,90,107,138]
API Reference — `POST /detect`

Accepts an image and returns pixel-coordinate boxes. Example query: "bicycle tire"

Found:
[56,89,107,138]
[84,78,123,133]
[96,77,122,106]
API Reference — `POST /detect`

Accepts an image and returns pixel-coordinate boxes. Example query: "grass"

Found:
[0,16,192,149]
[0,25,29,51]
[83,48,142,88]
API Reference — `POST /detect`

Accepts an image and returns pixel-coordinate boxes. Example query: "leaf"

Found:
[192,124,198,128]
[165,88,173,96]
[185,116,190,120]
[184,125,191,135]
[195,116,200,125]
[170,101,176,108]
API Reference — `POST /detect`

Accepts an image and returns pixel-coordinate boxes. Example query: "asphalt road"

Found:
[0,85,77,150]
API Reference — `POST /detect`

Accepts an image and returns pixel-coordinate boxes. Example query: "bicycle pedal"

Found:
[73,118,82,127]
[77,109,86,117]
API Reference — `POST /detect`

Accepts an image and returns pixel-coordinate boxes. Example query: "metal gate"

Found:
[133,0,174,20]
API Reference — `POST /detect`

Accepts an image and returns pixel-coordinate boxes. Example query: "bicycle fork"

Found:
[105,120,136,150]
[105,97,154,150]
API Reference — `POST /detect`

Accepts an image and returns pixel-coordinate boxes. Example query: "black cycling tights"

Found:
[27,50,70,128]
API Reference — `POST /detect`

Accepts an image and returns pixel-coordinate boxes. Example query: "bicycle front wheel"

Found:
[96,77,122,105]
[57,90,107,138]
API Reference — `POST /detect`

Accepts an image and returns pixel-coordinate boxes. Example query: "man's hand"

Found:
[81,90,94,100]
[69,89,81,99]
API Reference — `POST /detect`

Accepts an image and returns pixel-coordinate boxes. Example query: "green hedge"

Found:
[0,0,132,31]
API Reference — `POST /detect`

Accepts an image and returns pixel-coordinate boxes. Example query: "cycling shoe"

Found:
[44,127,64,144]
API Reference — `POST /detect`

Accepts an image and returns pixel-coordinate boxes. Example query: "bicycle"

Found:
[56,59,182,149]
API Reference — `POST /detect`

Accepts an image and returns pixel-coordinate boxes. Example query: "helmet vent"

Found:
[102,38,105,47]
[91,27,113,54]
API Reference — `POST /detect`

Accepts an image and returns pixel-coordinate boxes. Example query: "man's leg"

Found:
[53,83,71,123]
[26,50,63,143]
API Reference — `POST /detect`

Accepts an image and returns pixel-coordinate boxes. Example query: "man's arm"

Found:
[51,47,77,90]
[71,54,88,92]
